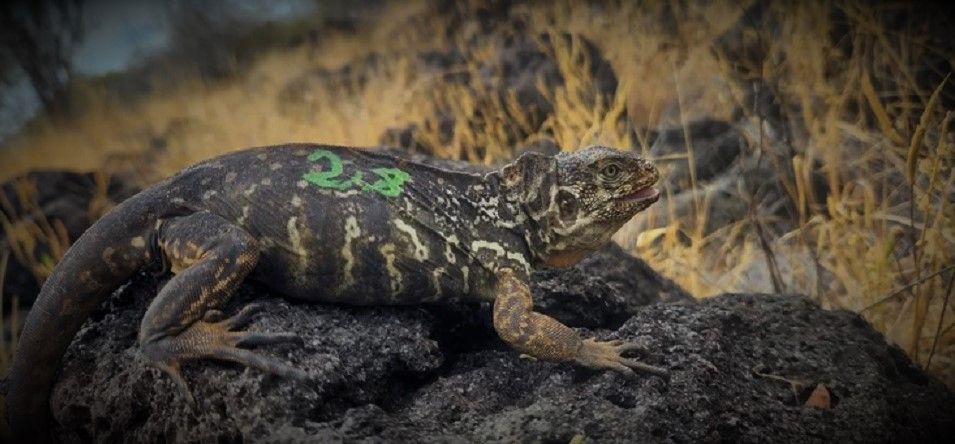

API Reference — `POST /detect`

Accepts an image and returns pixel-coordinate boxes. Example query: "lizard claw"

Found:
[231,330,303,347]
[605,338,650,352]
[574,338,667,377]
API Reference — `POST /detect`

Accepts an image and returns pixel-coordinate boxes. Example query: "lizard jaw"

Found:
[617,186,660,204]
[610,186,660,220]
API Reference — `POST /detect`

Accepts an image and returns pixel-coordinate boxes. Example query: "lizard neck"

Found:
[482,170,559,269]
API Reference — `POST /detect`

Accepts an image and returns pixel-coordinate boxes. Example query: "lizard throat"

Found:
[541,248,594,268]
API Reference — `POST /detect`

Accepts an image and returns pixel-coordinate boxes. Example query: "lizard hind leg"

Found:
[139,212,307,401]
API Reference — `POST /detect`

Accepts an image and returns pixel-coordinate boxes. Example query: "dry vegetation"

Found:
[0,0,953,387]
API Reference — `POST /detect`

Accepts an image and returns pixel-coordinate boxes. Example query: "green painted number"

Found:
[302,149,410,197]
[303,150,351,189]
[361,168,411,197]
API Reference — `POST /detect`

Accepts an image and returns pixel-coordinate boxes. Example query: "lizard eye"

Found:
[601,164,622,179]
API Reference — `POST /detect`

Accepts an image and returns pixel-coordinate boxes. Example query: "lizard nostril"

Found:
[640,160,660,184]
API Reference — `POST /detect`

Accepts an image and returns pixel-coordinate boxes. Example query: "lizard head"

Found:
[499,145,660,267]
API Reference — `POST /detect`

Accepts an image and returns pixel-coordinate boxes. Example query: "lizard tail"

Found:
[5,190,164,441]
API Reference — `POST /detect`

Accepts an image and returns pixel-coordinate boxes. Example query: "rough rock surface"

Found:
[30,244,955,442]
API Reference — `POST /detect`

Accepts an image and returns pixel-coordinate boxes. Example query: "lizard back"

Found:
[159,144,534,305]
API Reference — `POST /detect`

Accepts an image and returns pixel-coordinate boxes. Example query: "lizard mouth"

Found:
[618,186,660,203]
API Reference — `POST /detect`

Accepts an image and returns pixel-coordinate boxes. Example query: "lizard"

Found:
[6,143,664,440]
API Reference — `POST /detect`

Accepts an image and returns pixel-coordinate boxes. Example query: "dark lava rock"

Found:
[377,31,618,159]
[647,118,744,191]
[32,246,955,442]
[626,118,750,235]
[533,243,692,329]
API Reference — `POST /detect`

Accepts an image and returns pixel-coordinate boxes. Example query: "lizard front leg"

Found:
[492,270,667,377]
[139,211,307,401]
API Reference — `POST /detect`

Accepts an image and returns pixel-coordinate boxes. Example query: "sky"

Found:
[73,0,318,75]
[1,0,318,141]
[72,0,172,75]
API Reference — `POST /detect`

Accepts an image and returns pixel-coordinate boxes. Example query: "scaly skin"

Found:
[6,144,663,441]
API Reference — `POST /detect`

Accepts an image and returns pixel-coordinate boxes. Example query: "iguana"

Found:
[6,144,664,440]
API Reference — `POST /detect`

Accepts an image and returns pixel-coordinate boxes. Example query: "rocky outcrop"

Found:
[33,244,955,442]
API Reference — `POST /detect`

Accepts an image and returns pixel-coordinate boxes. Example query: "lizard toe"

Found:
[202,310,227,322]
[575,337,668,377]
[620,357,668,377]
[206,346,309,381]
[232,330,302,347]
[614,340,648,353]
[219,303,266,330]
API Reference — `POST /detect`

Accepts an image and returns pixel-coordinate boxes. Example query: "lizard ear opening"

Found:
[499,151,559,215]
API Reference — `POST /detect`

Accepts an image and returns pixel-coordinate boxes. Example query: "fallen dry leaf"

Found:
[804,383,832,409]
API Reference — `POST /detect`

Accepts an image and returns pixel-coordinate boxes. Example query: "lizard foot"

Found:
[574,338,668,378]
[142,303,309,402]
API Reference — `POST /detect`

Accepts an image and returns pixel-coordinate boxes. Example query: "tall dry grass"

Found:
[0,0,952,386]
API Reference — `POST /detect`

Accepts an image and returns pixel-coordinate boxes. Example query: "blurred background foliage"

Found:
[0,0,953,387]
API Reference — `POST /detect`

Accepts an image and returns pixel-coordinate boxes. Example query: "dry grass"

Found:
[0,0,952,386]
[0,177,73,284]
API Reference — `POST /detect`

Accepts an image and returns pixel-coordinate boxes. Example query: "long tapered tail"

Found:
[5,190,163,441]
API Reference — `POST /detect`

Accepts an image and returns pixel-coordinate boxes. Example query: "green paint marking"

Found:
[302,149,411,197]
[365,168,411,197]
[303,150,351,189]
